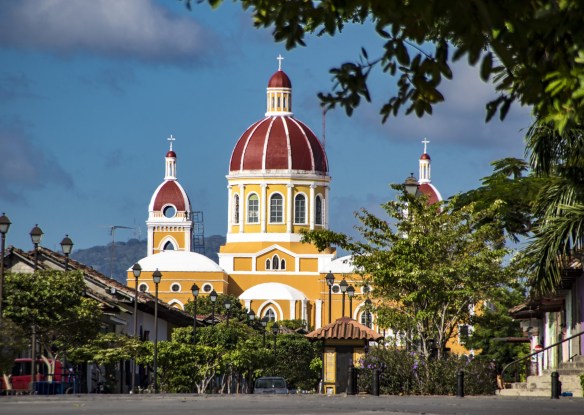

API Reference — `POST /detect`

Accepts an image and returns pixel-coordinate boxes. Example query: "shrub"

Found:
[356,347,497,395]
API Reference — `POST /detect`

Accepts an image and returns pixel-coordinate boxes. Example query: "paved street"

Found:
[0,394,581,415]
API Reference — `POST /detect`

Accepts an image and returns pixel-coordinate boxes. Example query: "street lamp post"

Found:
[60,235,73,272]
[210,290,217,326]
[247,309,255,324]
[325,271,334,323]
[224,299,232,326]
[29,225,43,271]
[191,283,199,343]
[0,213,11,321]
[29,224,43,395]
[365,298,372,328]
[152,269,162,393]
[261,316,268,347]
[131,263,141,393]
[403,173,420,196]
[340,278,348,317]
[347,285,355,318]
[272,323,279,355]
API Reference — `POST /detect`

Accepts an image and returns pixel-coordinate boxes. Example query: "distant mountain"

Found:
[71,235,226,284]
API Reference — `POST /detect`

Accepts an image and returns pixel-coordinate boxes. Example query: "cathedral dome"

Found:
[150,180,191,212]
[268,70,291,88]
[419,183,442,205]
[229,116,328,174]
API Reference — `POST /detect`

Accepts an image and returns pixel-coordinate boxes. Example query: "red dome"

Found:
[166,150,176,158]
[152,180,189,211]
[419,183,442,205]
[268,70,291,88]
[420,153,431,160]
[230,116,328,174]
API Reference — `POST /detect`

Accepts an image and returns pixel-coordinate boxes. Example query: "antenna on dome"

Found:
[100,225,134,279]
[321,105,328,150]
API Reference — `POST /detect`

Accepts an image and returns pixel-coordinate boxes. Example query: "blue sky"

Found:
[0,0,532,253]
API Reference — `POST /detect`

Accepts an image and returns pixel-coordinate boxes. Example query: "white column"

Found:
[315,299,323,329]
[239,184,245,233]
[244,299,251,311]
[324,185,330,229]
[309,184,316,230]
[261,183,268,233]
[301,299,308,323]
[289,300,296,320]
[286,184,293,233]
[227,185,233,233]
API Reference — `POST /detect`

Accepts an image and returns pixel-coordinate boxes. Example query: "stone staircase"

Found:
[498,355,584,397]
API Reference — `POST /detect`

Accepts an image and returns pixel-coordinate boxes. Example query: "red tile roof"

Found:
[306,317,383,341]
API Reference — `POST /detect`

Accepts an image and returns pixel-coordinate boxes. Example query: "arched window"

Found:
[294,194,306,224]
[264,308,276,322]
[266,258,271,270]
[360,311,372,328]
[163,241,175,251]
[272,254,280,270]
[233,194,240,224]
[248,194,259,223]
[315,195,323,225]
[280,259,286,270]
[270,193,283,223]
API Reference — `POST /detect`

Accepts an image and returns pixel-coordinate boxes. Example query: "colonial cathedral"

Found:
[128,58,441,331]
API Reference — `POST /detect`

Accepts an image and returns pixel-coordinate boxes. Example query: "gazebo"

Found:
[306,317,383,394]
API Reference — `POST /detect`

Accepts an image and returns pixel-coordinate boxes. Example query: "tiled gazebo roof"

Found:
[306,317,383,341]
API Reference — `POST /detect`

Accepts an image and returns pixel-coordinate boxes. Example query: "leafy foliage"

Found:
[3,271,103,358]
[0,318,27,375]
[188,0,584,132]
[357,347,497,395]
[303,187,512,358]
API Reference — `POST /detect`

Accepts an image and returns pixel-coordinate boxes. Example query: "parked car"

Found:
[253,376,288,394]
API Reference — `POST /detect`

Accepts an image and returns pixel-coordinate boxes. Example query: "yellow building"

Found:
[127,58,461,345]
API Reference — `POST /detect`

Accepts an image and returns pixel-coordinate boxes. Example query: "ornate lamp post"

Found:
[29,225,44,270]
[60,235,74,272]
[340,278,348,317]
[191,283,199,343]
[0,213,11,321]
[261,316,268,347]
[347,285,355,318]
[403,173,420,196]
[210,290,218,326]
[131,262,141,393]
[29,224,43,394]
[224,298,232,326]
[325,271,334,323]
[247,309,256,325]
[364,298,372,328]
[152,269,162,393]
[272,322,279,355]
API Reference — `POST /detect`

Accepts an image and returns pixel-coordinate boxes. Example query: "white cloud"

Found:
[0,0,216,64]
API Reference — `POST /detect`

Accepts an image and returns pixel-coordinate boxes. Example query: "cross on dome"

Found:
[277,54,284,71]
[422,138,430,154]
[167,134,176,151]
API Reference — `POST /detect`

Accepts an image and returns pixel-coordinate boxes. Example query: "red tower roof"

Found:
[420,153,431,160]
[268,70,292,88]
[166,150,176,158]
[229,116,328,174]
[152,181,189,211]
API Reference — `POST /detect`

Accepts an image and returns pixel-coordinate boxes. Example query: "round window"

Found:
[139,283,148,292]
[202,283,213,293]
[171,283,181,292]
[163,205,176,218]
[332,284,341,294]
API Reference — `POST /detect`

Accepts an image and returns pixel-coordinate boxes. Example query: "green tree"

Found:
[465,285,530,372]
[3,271,103,359]
[273,334,322,391]
[453,158,543,242]
[523,123,584,294]
[303,186,511,358]
[190,0,584,132]
[185,293,248,322]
